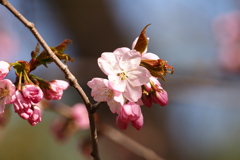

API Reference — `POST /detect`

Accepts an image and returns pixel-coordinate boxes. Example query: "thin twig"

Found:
[102,124,165,160]
[0,0,100,159]
[47,101,165,160]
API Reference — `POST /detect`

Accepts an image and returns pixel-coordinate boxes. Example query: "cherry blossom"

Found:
[116,104,144,130]
[116,114,128,130]
[0,61,10,80]
[131,113,144,130]
[0,79,16,114]
[28,105,42,126]
[22,84,43,103]
[43,80,69,100]
[13,90,32,119]
[98,49,151,102]
[119,102,141,122]
[71,103,89,129]
[87,78,124,113]
[141,77,168,107]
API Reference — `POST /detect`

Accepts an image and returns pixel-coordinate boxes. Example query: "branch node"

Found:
[0,0,8,5]
[27,22,34,28]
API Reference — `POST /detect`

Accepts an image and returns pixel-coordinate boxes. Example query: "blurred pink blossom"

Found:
[213,11,240,72]
[71,103,89,129]
[0,31,19,61]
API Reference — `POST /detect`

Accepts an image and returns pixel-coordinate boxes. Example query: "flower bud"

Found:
[132,113,144,130]
[43,80,69,100]
[22,85,43,103]
[71,103,89,129]
[120,102,141,122]
[116,115,128,130]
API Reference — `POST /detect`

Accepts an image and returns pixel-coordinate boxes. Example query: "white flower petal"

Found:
[98,52,119,75]
[108,75,127,92]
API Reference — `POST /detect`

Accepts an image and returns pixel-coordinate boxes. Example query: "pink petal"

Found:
[98,52,119,75]
[123,83,142,102]
[108,74,127,92]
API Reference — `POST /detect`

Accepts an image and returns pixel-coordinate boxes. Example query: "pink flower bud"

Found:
[141,92,152,108]
[71,103,89,129]
[151,89,168,106]
[13,90,31,112]
[28,106,42,126]
[0,61,10,80]
[22,85,43,103]
[116,115,128,130]
[43,80,69,100]
[132,113,144,130]
[120,102,141,122]
[148,77,169,106]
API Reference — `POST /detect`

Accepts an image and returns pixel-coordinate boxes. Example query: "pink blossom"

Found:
[150,77,168,106]
[14,91,42,125]
[22,84,43,103]
[151,89,168,106]
[116,114,128,130]
[141,77,168,107]
[51,118,69,141]
[71,103,89,129]
[87,78,124,113]
[141,92,152,108]
[131,113,144,130]
[28,105,42,126]
[0,61,10,80]
[13,90,32,119]
[0,79,16,114]
[98,48,151,102]
[43,80,69,100]
[132,37,159,60]
[119,102,141,122]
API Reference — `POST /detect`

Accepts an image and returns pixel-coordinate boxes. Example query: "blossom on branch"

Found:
[98,49,151,102]
[0,61,10,80]
[88,24,174,130]
[0,79,16,114]
[43,80,69,100]
[87,78,124,113]
[22,84,43,103]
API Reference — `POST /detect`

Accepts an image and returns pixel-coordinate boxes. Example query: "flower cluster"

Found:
[88,25,174,130]
[0,40,72,126]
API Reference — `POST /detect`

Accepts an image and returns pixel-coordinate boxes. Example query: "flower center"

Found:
[117,72,128,80]
[0,87,9,100]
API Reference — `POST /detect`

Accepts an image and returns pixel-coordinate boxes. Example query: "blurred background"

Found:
[1,0,240,160]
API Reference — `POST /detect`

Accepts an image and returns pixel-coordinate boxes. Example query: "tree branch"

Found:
[47,101,165,160]
[0,0,100,159]
[102,124,165,160]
